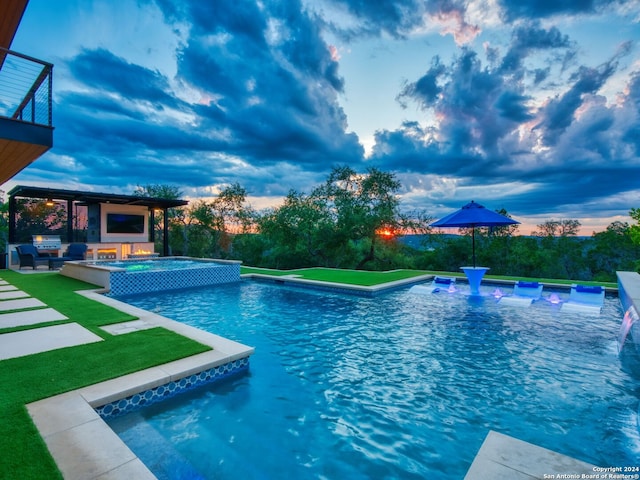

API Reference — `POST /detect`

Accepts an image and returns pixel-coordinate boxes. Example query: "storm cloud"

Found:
[8,0,640,232]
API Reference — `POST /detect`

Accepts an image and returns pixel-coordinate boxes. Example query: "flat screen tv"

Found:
[106,213,145,234]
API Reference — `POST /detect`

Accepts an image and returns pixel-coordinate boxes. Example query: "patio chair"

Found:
[63,243,88,261]
[16,244,51,270]
[47,243,89,270]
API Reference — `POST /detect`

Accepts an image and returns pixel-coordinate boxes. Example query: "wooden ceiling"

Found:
[0,0,28,49]
[0,138,48,183]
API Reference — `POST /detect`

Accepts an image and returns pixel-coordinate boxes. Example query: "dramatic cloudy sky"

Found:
[6,0,640,233]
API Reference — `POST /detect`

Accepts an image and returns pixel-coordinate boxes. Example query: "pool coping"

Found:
[26,289,255,480]
[242,271,618,296]
[242,271,436,295]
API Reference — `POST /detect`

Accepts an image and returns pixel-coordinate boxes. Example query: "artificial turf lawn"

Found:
[0,270,212,479]
[240,266,618,289]
[240,266,432,286]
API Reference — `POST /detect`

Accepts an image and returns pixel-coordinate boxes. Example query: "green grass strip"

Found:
[0,271,211,479]
[241,266,431,286]
[240,266,618,289]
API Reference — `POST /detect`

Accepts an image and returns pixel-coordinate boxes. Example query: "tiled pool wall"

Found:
[617,271,640,347]
[110,262,241,296]
[96,357,250,420]
[253,277,378,296]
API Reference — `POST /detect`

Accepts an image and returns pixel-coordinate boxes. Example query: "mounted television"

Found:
[106,213,145,234]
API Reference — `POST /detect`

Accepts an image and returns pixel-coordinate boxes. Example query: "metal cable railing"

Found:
[0,47,53,126]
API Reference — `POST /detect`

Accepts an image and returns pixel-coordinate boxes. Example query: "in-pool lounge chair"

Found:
[16,244,51,270]
[431,276,457,292]
[409,276,457,295]
[498,281,543,307]
[561,284,605,314]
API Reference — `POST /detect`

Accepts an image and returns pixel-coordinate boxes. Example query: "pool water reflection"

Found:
[108,281,639,479]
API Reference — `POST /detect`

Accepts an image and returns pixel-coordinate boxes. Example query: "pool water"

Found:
[93,259,219,272]
[108,281,640,479]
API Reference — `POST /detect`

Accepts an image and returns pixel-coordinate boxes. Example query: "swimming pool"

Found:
[108,281,639,479]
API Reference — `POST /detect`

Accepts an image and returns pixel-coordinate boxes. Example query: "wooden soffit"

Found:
[0,0,29,49]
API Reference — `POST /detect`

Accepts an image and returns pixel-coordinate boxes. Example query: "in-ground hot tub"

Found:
[60,257,241,296]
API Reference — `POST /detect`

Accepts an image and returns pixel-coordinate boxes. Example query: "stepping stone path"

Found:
[0,277,103,360]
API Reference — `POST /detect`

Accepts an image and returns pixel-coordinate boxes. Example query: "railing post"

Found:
[48,66,52,126]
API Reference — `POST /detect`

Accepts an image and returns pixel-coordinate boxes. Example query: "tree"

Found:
[0,191,8,251]
[256,167,431,270]
[179,199,218,257]
[313,166,416,269]
[258,190,336,268]
[164,184,256,259]
[530,218,585,279]
[133,184,183,200]
[211,183,255,256]
[589,220,640,280]
[532,219,581,237]
[630,208,640,246]
[14,198,66,242]
[133,184,184,254]
[457,208,520,274]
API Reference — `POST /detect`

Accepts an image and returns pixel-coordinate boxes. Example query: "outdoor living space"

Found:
[0,266,630,479]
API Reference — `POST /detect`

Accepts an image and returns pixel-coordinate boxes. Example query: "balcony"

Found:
[0,47,53,183]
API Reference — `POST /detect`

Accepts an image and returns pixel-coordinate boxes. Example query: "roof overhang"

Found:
[0,0,29,49]
[8,185,189,210]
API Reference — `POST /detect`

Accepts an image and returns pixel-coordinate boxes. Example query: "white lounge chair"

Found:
[408,276,457,295]
[498,281,543,307]
[561,284,605,314]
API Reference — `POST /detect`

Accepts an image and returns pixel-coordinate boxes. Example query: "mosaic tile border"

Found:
[109,262,241,296]
[96,357,250,419]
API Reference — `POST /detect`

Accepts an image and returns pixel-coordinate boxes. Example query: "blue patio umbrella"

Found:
[431,201,519,268]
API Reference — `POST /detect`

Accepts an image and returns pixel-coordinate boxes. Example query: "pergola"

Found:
[7,185,188,256]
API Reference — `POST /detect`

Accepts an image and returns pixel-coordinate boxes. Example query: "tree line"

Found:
[137,167,640,283]
[5,167,639,282]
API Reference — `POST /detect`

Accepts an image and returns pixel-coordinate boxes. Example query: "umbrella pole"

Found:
[472,227,476,268]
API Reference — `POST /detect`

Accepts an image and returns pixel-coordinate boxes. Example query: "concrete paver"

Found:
[100,320,156,335]
[0,308,68,329]
[0,297,46,311]
[0,290,30,300]
[0,323,103,360]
